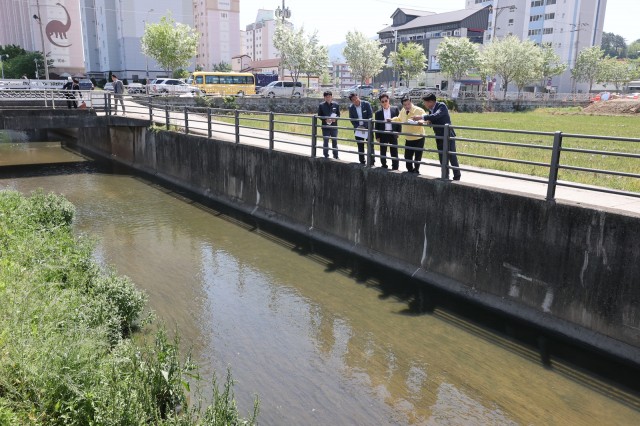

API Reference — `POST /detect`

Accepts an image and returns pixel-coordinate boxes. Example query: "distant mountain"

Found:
[327,42,346,62]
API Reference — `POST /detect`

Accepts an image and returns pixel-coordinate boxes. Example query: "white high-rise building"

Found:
[244,9,285,61]
[467,0,607,92]
[81,0,194,81]
[193,0,241,70]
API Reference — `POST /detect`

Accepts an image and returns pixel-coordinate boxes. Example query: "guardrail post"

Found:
[366,118,374,167]
[546,131,563,201]
[184,106,189,134]
[43,90,48,108]
[311,115,318,157]
[234,109,240,144]
[148,97,153,121]
[268,112,275,151]
[165,103,170,128]
[441,124,451,179]
[106,93,110,115]
[207,108,212,138]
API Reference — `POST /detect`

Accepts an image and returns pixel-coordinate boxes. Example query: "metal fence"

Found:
[2,92,638,201]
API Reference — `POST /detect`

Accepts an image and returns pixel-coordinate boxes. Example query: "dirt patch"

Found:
[582,99,640,115]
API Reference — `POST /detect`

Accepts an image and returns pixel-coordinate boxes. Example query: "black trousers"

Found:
[65,93,77,109]
[436,138,461,178]
[355,136,367,164]
[322,127,338,158]
[378,133,399,169]
[404,137,425,172]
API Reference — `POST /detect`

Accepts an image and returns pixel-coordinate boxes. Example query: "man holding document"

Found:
[348,92,374,165]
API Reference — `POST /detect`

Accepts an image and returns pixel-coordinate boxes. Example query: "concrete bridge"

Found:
[2,107,639,366]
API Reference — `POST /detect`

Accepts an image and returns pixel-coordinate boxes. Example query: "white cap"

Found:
[67,76,72,81]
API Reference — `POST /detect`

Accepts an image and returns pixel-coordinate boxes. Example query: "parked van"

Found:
[259,81,304,98]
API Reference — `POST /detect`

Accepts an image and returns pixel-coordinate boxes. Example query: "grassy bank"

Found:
[215,108,639,192]
[0,190,258,425]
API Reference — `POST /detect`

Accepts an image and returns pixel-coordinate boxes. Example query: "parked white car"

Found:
[259,81,304,98]
[148,78,201,95]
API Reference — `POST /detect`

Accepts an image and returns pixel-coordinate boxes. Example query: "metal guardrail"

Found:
[2,94,638,201]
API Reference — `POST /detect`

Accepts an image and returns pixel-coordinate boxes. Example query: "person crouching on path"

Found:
[413,93,461,181]
[391,95,426,174]
[63,77,77,109]
[374,93,400,170]
[348,92,374,165]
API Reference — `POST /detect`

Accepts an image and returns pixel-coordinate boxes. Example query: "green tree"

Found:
[572,46,605,92]
[539,44,567,85]
[481,35,541,98]
[0,45,51,79]
[343,30,387,86]
[435,37,479,82]
[213,62,232,72]
[628,39,640,60]
[597,57,634,91]
[601,32,628,58]
[141,14,198,76]
[274,23,328,96]
[387,42,426,86]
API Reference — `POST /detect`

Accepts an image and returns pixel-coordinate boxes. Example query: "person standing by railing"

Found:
[391,95,426,174]
[317,90,340,159]
[374,93,400,170]
[62,77,78,109]
[414,93,461,181]
[111,74,125,116]
[348,92,374,165]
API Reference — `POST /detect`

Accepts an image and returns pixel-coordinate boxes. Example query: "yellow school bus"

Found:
[188,72,256,96]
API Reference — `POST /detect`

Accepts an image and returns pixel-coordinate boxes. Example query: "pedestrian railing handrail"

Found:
[2,94,638,202]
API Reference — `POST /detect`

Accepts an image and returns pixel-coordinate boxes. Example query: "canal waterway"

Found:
[1,141,639,425]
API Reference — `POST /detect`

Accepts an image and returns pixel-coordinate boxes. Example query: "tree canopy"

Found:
[601,32,628,58]
[435,37,479,82]
[343,31,387,86]
[572,46,605,92]
[0,44,50,79]
[387,42,427,85]
[141,14,198,76]
[273,23,329,95]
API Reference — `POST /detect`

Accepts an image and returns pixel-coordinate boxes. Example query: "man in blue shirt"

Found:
[414,93,461,180]
[348,93,374,165]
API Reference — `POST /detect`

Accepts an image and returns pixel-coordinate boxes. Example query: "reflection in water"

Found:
[1,142,639,425]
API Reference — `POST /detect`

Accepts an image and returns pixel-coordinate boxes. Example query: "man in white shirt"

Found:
[374,93,401,169]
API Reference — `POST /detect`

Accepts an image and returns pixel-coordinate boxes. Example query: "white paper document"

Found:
[354,129,368,139]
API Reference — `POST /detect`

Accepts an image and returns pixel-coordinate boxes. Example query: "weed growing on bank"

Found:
[0,189,258,424]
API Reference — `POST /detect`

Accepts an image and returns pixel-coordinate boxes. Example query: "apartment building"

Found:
[0,0,85,77]
[244,9,287,61]
[193,0,240,70]
[467,0,608,92]
[80,0,194,80]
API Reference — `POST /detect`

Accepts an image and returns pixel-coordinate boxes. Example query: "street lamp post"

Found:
[34,58,39,79]
[275,0,291,80]
[0,54,8,79]
[489,2,517,42]
[33,0,50,80]
[144,8,154,91]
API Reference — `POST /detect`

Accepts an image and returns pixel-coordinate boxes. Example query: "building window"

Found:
[545,13,555,19]
[508,19,514,25]
[530,14,542,22]
[543,28,553,34]
[528,28,542,36]
[546,0,556,4]
[531,0,543,6]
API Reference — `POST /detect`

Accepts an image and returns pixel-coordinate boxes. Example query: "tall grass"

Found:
[0,190,258,425]
[213,108,640,192]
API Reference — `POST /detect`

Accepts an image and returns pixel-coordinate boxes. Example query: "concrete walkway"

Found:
[114,98,640,216]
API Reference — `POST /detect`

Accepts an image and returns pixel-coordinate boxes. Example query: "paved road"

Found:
[112,97,640,216]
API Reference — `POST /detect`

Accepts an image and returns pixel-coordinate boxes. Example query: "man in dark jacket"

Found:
[374,93,401,169]
[414,93,462,180]
[347,92,374,164]
[317,90,340,159]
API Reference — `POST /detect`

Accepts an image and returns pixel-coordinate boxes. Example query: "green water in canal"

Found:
[1,141,639,425]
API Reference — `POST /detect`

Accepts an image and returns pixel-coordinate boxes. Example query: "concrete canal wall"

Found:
[75,123,640,364]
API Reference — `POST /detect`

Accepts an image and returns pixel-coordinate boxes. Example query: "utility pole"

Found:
[144,8,154,87]
[275,0,291,80]
[33,0,50,80]
[490,2,517,42]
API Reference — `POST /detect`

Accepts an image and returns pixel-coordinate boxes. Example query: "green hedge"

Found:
[0,190,258,424]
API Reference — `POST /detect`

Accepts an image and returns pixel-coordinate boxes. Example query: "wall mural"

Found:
[46,2,72,48]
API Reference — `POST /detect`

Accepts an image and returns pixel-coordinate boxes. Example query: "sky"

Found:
[239,0,638,47]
